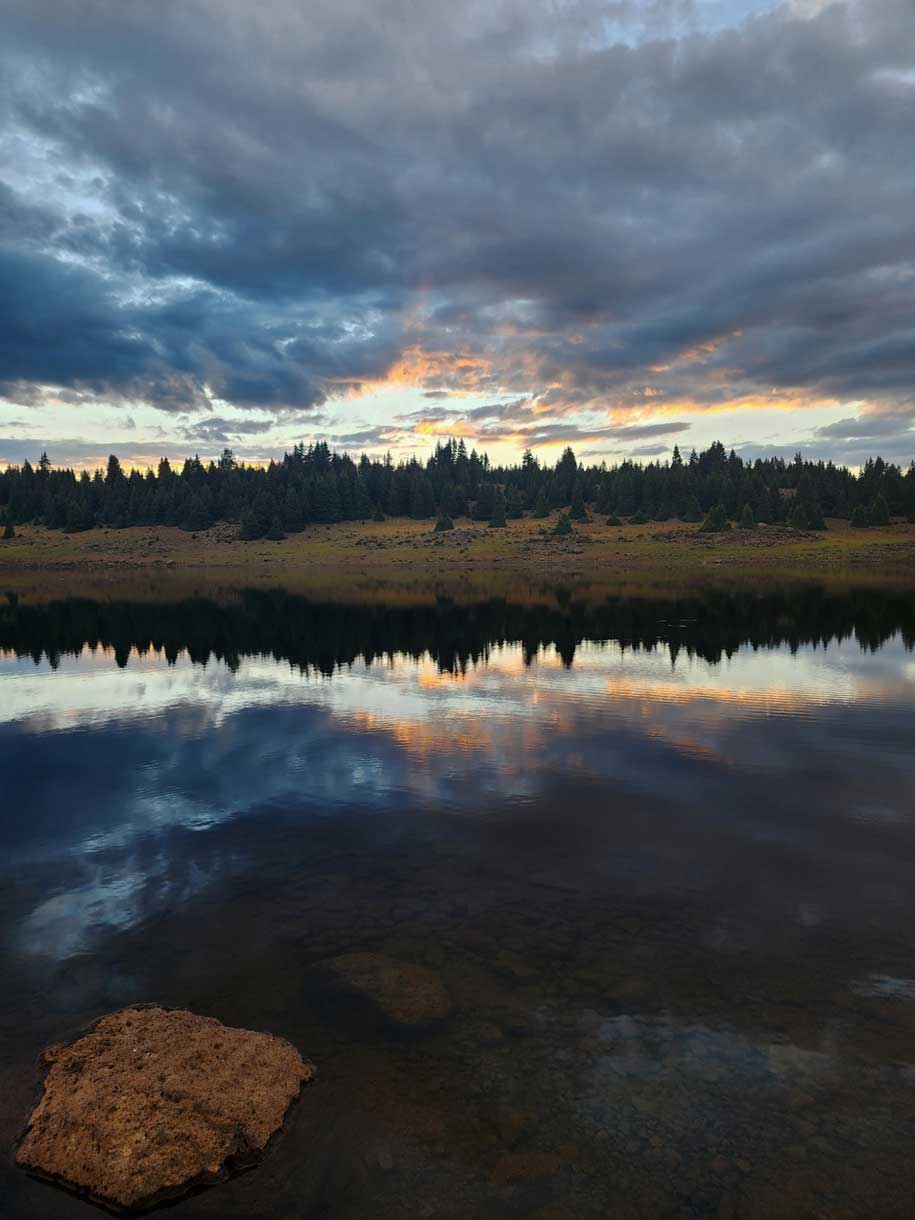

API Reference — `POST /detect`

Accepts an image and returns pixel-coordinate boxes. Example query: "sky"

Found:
[1,0,914,472]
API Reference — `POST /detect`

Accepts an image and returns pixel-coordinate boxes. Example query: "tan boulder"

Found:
[16,1005,315,1213]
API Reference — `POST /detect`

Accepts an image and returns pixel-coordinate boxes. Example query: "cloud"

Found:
[611,422,692,440]
[182,416,278,444]
[388,401,692,452]
[814,412,915,441]
[0,0,913,463]
[328,426,407,448]
[629,443,673,457]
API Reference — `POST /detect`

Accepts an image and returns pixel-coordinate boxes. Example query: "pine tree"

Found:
[2,519,14,540]
[180,492,210,532]
[554,447,578,504]
[447,486,468,518]
[532,488,550,519]
[787,503,809,530]
[569,482,588,521]
[506,487,524,519]
[739,503,755,529]
[805,500,827,530]
[409,478,427,520]
[239,507,263,540]
[472,484,494,521]
[700,504,729,533]
[490,491,507,528]
[283,488,304,532]
[553,513,573,536]
[681,495,702,523]
[868,494,890,526]
[313,475,341,523]
[434,515,454,532]
[354,480,373,521]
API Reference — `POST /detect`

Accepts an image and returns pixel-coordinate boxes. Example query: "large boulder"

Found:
[16,1005,315,1213]
[312,952,451,1032]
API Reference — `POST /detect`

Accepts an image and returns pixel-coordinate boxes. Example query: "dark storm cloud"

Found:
[0,244,397,411]
[0,0,914,446]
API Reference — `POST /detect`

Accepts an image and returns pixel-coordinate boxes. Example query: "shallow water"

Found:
[2,586,915,1219]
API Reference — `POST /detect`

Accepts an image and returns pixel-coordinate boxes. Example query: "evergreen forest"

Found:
[1,440,913,539]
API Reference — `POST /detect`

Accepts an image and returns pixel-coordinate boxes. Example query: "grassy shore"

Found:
[1,513,913,603]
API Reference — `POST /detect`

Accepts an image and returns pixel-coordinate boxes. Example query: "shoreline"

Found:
[1,516,914,603]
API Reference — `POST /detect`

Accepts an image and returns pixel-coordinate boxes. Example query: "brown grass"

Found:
[1,514,914,604]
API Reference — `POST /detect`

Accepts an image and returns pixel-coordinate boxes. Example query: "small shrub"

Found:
[605,515,622,527]
[868,494,890,526]
[433,515,454,532]
[532,490,550,519]
[238,509,263,540]
[553,513,573,536]
[700,504,730,533]
[630,510,649,525]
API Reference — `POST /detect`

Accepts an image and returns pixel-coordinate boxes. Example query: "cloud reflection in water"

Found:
[1,634,914,961]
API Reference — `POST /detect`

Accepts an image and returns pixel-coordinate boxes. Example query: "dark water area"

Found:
[2,584,915,1219]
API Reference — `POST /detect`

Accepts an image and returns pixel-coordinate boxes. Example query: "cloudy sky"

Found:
[1,0,913,471]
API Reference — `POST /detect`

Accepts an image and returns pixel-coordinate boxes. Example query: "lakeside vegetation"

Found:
[1,440,914,541]
[2,515,915,610]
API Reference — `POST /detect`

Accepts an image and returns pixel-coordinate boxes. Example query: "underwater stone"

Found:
[313,952,452,1031]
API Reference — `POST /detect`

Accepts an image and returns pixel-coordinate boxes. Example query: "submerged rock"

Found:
[313,952,451,1032]
[16,1005,315,1213]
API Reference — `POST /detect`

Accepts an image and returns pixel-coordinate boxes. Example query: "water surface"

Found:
[2,586,915,1219]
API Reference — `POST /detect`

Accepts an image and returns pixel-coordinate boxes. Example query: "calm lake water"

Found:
[2,585,915,1219]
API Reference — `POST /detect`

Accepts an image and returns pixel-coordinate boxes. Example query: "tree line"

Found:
[2,586,913,674]
[1,439,913,539]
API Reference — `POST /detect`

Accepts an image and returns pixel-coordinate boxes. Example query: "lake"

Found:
[2,584,915,1219]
